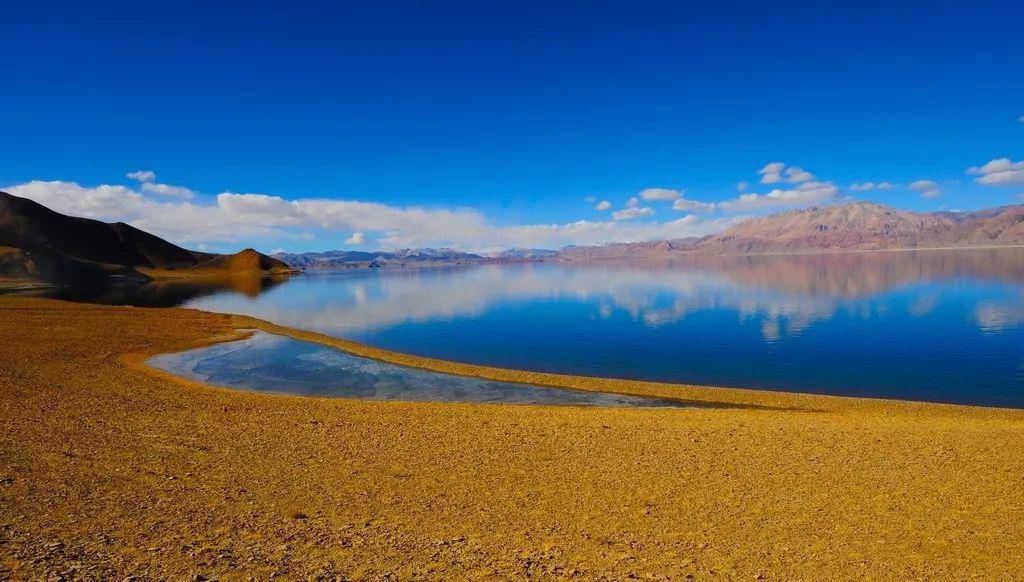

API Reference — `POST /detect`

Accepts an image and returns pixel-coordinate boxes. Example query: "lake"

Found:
[33,248,1024,407]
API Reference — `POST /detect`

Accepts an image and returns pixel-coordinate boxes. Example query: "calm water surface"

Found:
[36,248,1024,406]
[148,331,688,407]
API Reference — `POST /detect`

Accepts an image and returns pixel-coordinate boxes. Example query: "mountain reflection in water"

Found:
[184,248,1024,335]
[26,274,288,307]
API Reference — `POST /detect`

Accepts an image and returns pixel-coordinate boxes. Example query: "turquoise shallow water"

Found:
[147,331,688,407]
[35,248,1024,407]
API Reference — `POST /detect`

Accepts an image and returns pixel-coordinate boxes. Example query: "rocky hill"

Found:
[0,191,292,286]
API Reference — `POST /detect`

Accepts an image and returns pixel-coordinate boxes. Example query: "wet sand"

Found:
[1,295,1023,579]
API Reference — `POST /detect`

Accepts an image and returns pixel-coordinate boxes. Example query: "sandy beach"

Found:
[2,295,1024,580]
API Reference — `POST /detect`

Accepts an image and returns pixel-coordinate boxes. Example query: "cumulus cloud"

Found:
[639,188,682,201]
[345,232,365,245]
[758,162,785,183]
[968,158,1024,186]
[141,182,195,200]
[909,179,942,199]
[126,170,156,183]
[4,178,731,251]
[125,170,196,199]
[217,192,298,217]
[717,181,840,211]
[595,200,611,211]
[759,162,814,185]
[611,206,655,220]
[8,180,151,219]
[626,166,838,215]
[672,196,716,212]
[785,167,814,183]
[850,181,894,191]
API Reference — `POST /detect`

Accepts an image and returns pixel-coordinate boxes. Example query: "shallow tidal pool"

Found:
[147,331,689,408]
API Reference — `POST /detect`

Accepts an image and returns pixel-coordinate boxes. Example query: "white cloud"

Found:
[611,206,655,220]
[584,196,596,202]
[639,188,682,201]
[850,181,894,191]
[345,232,365,245]
[759,162,813,185]
[125,170,194,199]
[7,180,151,219]
[1019,115,1024,123]
[968,158,1024,186]
[4,178,731,251]
[784,167,814,183]
[620,172,839,216]
[217,192,299,217]
[758,162,785,184]
[737,181,748,192]
[672,196,716,212]
[909,179,942,199]
[126,170,156,183]
[141,182,195,200]
[717,181,840,211]
[595,200,611,211]
[270,248,287,255]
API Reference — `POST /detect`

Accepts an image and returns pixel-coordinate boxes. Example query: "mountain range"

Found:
[0,191,293,287]
[272,248,488,270]
[276,201,1024,267]
[2,191,1022,286]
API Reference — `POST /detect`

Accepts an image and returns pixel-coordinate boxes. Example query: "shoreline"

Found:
[153,308,1012,416]
[4,295,1024,579]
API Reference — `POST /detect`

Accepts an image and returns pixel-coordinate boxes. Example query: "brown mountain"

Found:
[697,201,1024,253]
[0,191,293,286]
[559,201,1024,260]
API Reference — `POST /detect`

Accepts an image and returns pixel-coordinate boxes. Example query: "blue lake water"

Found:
[33,248,1024,407]
[177,249,1024,407]
[147,330,688,407]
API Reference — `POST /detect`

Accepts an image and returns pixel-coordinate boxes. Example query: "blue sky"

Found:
[3,1,1022,253]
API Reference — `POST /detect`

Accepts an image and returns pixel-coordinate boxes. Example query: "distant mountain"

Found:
[491,247,560,260]
[273,248,488,270]
[558,202,1024,260]
[695,202,1024,254]
[276,202,1024,270]
[0,191,293,286]
[556,238,701,261]
[273,246,568,270]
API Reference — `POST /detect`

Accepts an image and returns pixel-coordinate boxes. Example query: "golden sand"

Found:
[2,296,1023,580]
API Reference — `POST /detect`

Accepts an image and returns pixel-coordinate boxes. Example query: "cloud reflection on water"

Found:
[185,248,1024,340]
